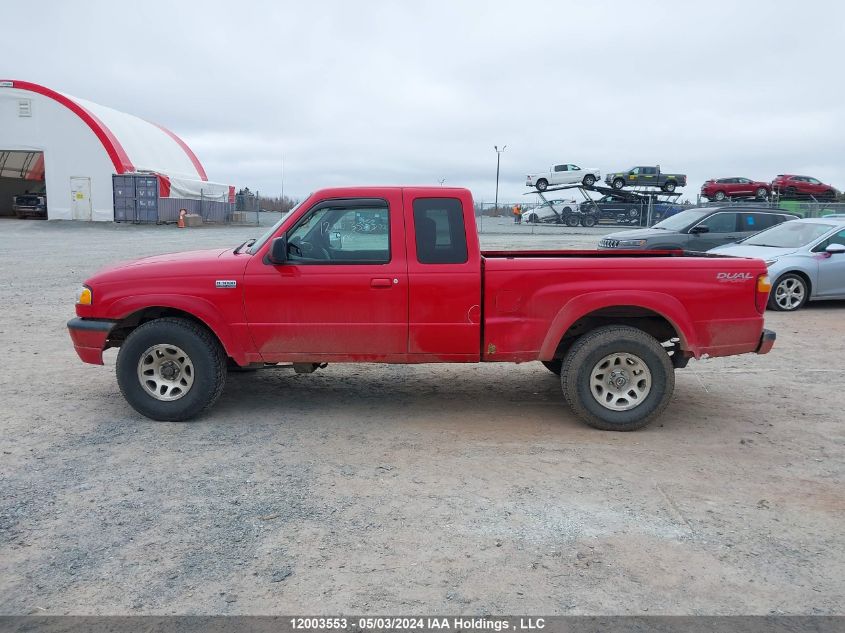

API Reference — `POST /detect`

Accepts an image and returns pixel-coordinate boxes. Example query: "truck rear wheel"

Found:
[662,181,677,192]
[560,325,674,431]
[536,178,549,191]
[116,317,226,421]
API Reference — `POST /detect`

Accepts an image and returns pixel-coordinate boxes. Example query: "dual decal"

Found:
[716,272,754,283]
[215,280,237,288]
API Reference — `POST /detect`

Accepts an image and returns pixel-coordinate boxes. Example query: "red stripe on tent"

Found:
[4,80,135,174]
[150,122,209,181]
[157,173,171,198]
[26,154,45,180]
[228,186,235,203]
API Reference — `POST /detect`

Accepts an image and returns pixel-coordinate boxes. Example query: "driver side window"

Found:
[697,213,738,233]
[287,204,390,264]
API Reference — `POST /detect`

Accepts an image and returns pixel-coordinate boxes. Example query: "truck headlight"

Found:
[618,239,647,247]
[76,285,92,305]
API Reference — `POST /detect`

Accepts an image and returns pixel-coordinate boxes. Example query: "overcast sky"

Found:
[2,0,844,203]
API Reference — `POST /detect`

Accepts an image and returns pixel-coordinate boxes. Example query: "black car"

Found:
[597,207,799,251]
[13,188,47,219]
[580,187,683,226]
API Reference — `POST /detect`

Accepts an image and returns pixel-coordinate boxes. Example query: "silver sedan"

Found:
[710,218,845,311]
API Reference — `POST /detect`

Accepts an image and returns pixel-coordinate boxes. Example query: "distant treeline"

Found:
[256,195,299,213]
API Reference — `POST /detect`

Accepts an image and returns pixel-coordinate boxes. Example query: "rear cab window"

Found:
[412,198,468,264]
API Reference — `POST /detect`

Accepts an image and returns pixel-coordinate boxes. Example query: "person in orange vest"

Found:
[513,204,522,224]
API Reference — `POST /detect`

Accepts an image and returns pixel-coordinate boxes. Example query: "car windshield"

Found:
[651,209,710,231]
[247,200,306,254]
[742,222,835,248]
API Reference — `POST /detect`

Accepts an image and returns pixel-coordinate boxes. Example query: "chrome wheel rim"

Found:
[715,192,725,200]
[775,278,805,310]
[589,352,652,411]
[137,344,195,401]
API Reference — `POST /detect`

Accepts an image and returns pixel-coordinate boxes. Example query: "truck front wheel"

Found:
[116,317,227,421]
[612,178,625,190]
[560,325,674,431]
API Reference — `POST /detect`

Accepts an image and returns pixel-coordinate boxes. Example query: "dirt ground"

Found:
[1,216,843,616]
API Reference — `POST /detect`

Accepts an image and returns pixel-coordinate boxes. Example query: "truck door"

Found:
[403,189,482,360]
[243,194,409,360]
[641,167,657,187]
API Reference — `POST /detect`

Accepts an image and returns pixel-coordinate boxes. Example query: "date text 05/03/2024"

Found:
[290,617,546,631]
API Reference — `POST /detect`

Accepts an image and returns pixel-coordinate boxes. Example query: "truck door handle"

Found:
[371,278,395,288]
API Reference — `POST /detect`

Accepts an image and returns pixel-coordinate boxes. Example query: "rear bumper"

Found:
[756,328,776,355]
[67,318,117,365]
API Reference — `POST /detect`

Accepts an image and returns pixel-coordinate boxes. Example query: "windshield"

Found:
[651,209,710,231]
[743,221,835,248]
[247,200,306,254]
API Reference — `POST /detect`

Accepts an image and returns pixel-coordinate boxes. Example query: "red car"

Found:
[67,186,775,431]
[772,175,839,201]
[701,177,770,201]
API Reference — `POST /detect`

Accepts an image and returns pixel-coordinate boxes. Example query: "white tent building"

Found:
[0,79,232,221]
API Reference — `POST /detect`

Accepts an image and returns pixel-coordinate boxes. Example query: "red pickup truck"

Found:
[68,186,775,431]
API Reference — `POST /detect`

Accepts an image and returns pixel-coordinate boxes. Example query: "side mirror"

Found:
[329,231,343,249]
[826,243,845,254]
[689,225,710,234]
[268,236,288,264]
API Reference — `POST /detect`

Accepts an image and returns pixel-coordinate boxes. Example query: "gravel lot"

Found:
[1,216,843,616]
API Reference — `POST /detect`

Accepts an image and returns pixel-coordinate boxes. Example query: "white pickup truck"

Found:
[526,164,601,191]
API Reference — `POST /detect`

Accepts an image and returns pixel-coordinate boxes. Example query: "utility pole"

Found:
[494,145,506,213]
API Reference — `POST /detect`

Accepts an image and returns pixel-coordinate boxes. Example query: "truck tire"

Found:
[536,178,549,191]
[582,174,596,186]
[560,325,674,431]
[116,317,227,421]
[755,187,768,199]
[542,360,562,375]
[612,178,625,190]
[565,214,580,227]
[581,213,597,227]
[662,181,677,193]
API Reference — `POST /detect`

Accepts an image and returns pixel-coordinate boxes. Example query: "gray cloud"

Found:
[2,0,843,202]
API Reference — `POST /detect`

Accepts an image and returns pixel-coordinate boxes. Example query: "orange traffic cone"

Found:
[178,209,186,228]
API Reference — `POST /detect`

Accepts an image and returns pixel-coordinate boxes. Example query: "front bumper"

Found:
[67,318,117,365]
[756,328,776,355]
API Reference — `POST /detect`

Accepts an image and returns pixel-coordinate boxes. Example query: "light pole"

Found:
[494,145,506,214]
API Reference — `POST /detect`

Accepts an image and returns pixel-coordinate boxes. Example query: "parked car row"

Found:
[598,208,845,312]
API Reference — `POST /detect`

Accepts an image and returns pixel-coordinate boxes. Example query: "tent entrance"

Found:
[0,150,47,219]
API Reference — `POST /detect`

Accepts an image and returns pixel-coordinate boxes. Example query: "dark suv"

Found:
[597,207,798,251]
